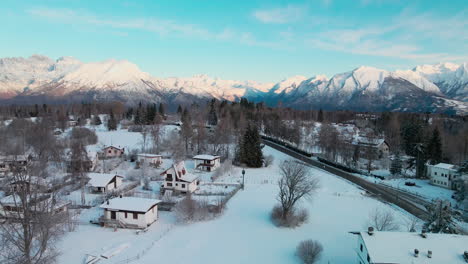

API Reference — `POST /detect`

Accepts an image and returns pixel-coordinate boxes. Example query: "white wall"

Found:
[429,166,457,189]
[104,205,158,228]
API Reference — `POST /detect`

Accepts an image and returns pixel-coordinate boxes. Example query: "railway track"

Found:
[262,139,431,221]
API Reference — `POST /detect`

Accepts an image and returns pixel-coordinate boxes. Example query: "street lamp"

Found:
[242,169,245,190]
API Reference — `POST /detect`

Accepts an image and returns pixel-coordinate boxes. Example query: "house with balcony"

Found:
[160,161,199,194]
[193,154,221,172]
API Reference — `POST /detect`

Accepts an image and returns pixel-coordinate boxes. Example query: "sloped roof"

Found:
[193,154,220,160]
[87,173,122,187]
[359,231,468,264]
[138,153,162,158]
[433,163,456,170]
[100,197,161,212]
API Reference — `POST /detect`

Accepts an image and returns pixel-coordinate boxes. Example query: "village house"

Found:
[193,154,221,172]
[0,194,70,218]
[99,196,161,228]
[0,155,30,176]
[8,176,50,193]
[160,161,199,194]
[87,173,123,193]
[101,145,125,159]
[352,228,468,264]
[352,137,390,159]
[426,163,462,190]
[137,153,162,167]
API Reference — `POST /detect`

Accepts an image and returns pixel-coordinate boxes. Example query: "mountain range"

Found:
[0,55,467,114]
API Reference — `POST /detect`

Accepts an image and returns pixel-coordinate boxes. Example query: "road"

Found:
[262,139,431,221]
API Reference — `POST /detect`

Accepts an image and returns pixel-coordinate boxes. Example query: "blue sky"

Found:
[0,0,467,82]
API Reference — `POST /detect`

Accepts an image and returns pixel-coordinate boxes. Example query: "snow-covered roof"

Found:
[100,197,161,213]
[179,173,199,183]
[0,155,28,162]
[359,231,468,264]
[137,153,162,158]
[87,173,122,187]
[103,145,124,151]
[353,136,386,147]
[433,163,457,170]
[193,154,220,160]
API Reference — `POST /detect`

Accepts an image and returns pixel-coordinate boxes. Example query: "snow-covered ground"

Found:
[57,146,419,264]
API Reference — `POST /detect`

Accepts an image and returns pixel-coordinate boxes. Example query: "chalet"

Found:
[9,177,49,193]
[193,154,221,172]
[137,154,162,167]
[426,163,462,190]
[0,155,30,175]
[0,194,70,218]
[352,137,390,159]
[99,196,161,228]
[87,173,123,193]
[101,146,125,159]
[352,228,468,264]
[160,161,199,194]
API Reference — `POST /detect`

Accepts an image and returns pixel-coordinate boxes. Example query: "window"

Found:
[108,150,111,154]
[133,213,138,219]
[176,183,178,186]
[360,244,363,252]
[125,212,128,218]
[167,182,172,187]
[182,184,186,188]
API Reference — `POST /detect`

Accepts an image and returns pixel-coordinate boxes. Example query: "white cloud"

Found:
[253,4,306,24]
[308,9,468,62]
[27,7,284,49]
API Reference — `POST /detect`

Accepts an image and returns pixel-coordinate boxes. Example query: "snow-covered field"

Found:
[57,146,419,264]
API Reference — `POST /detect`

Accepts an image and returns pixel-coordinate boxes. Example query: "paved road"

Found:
[262,139,431,221]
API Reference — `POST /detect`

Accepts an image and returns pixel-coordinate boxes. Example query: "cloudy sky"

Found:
[0,0,466,82]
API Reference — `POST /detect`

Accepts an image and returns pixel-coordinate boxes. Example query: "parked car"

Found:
[404,181,416,186]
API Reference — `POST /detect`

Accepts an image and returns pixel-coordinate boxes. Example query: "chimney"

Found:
[421,230,427,238]
[414,249,419,258]
[368,227,374,236]
[428,250,432,258]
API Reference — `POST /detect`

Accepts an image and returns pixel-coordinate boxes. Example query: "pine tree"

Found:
[400,121,424,156]
[92,115,102,126]
[134,109,142,125]
[107,111,117,131]
[240,124,263,168]
[424,199,457,234]
[159,103,165,117]
[426,127,442,165]
[207,99,218,126]
[177,105,183,117]
[390,151,402,176]
[317,109,324,122]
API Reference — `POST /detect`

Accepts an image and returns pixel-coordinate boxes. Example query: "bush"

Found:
[70,127,98,145]
[296,240,323,264]
[264,155,274,167]
[271,205,309,228]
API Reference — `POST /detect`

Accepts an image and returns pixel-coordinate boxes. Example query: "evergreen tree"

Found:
[317,109,324,122]
[159,103,165,117]
[400,121,424,156]
[134,109,142,125]
[426,127,442,165]
[177,105,183,116]
[424,199,457,234]
[92,115,102,126]
[107,111,117,131]
[390,151,402,176]
[240,124,263,168]
[207,99,218,126]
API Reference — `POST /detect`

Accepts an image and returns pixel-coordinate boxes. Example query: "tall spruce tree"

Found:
[390,151,402,176]
[240,123,263,168]
[107,111,117,131]
[159,103,165,117]
[317,109,324,122]
[426,127,442,165]
[207,99,218,126]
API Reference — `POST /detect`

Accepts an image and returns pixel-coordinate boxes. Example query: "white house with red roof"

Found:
[160,161,199,193]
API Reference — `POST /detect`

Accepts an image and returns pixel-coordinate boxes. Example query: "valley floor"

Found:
[57,146,418,264]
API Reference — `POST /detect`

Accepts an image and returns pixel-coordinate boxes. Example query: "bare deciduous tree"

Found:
[368,207,399,231]
[296,240,323,264]
[273,160,319,227]
[0,163,68,264]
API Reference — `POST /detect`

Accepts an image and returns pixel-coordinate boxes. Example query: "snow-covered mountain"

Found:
[0,55,467,114]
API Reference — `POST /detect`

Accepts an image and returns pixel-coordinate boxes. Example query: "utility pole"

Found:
[242,169,245,190]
